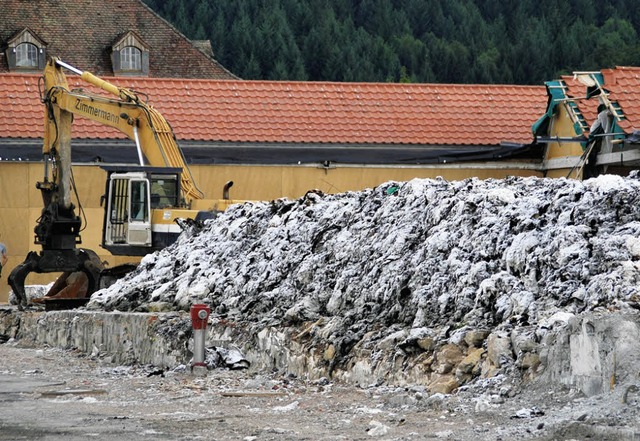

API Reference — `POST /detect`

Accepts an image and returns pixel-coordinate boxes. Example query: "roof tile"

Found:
[560,67,640,134]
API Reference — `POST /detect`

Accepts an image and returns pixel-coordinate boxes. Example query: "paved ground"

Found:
[1,340,639,440]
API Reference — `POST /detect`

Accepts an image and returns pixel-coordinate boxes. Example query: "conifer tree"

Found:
[143,0,640,84]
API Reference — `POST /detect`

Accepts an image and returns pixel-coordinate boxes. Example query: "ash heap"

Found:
[88,173,640,392]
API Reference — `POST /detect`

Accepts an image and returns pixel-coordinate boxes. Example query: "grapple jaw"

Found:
[8,249,103,310]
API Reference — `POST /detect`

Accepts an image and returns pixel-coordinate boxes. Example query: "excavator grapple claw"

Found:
[8,249,104,310]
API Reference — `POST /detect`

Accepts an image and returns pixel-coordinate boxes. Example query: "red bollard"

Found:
[190,304,210,370]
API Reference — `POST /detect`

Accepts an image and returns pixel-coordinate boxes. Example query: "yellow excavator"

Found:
[8,57,238,310]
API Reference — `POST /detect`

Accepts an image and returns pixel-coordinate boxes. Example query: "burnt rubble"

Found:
[87,173,640,391]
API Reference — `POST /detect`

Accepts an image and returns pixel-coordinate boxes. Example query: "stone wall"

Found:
[2,308,639,398]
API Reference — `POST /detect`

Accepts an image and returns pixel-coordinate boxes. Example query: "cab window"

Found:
[130,180,148,222]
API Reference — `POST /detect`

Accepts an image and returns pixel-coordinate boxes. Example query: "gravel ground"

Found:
[1,340,639,441]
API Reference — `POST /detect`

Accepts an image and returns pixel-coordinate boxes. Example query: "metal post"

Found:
[190,304,210,371]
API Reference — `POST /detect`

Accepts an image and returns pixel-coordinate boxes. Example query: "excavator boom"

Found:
[43,57,204,202]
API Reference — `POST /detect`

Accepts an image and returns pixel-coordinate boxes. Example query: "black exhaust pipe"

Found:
[223,181,234,200]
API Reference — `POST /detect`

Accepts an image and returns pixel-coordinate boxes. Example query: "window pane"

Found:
[16,43,38,68]
[120,46,142,71]
[150,177,178,208]
[130,180,148,222]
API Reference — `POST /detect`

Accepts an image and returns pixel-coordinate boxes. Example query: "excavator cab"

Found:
[104,172,152,247]
[101,166,185,256]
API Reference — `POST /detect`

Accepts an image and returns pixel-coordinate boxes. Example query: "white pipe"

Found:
[133,125,144,166]
[55,59,83,75]
[190,305,210,371]
[192,329,206,366]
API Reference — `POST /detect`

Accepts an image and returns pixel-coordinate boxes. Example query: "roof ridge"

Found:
[0,72,547,94]
[110,77,546,89]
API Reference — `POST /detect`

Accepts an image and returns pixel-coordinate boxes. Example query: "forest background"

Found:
[144,0,640,85]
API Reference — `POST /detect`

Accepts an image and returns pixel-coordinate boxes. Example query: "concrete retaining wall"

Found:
[540,311,640,397]
[2,307,640,397]
[0,308,185,367]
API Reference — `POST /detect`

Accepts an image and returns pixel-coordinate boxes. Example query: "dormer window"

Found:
[5,28,46,72]
[111,31,149,76]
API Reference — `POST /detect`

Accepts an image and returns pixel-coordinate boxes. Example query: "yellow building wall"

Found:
[543,104,586,179]
[0,161,542,303]
[189,164,541,201]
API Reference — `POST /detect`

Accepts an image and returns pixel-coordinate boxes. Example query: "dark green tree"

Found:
[142,0,640,85]
[591,18,639,67]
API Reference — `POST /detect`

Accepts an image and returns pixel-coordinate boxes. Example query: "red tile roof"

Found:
[0,73,547,146]
[561,66,640,134]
